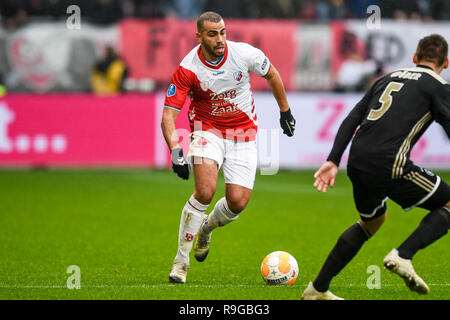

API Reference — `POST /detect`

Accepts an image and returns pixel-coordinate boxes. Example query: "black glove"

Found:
[280,109,296,137]
[171,148,189,180]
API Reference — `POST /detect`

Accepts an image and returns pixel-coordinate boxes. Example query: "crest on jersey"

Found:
[197,137,208,146]
[167,83,176,97]
[233,71,243,82]
[200,81,209,92]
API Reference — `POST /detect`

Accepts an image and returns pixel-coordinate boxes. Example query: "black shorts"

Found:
[347,165,450,221]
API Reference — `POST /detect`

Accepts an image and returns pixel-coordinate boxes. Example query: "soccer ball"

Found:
[261,251,298,285]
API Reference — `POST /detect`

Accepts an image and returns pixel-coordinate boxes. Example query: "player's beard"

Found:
[202,41,224,61]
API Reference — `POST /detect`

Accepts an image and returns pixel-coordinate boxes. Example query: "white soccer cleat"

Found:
[383,248,430,295]
[169,259,189,284]
[194,217,212,262]
[301,282,344,300]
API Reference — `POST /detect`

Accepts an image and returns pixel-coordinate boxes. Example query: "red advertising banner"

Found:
[0,94,157,167]
[119,19,298,91]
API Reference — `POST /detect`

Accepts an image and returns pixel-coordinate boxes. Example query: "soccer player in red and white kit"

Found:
[161,11,296,283]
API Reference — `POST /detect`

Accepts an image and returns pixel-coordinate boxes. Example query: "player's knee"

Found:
[194,186,216,205]
[225,195,248,214]
[360,212,387,235]
[225,185,252,213]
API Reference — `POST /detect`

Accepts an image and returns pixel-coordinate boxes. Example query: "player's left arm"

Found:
[264,64,296,137]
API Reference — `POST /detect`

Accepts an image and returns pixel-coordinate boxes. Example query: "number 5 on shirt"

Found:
[367,82,404,121]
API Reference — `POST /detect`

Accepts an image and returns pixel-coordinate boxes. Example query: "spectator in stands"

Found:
[87,0,124,25]
[317,0,353,22]
[380,0,432,21]
[203,0,256,18]
[25,0,48,17]
[164,0,204,19]
[429,0,450,21]
[24,0,67,18]
[334,31,383,92]
[0,0,29,29]
[298,0,320,21]
[0,73,6,97]
[347,0,380,19]
[91,46,128,95]
[131,0,168,18]
[22,0,78,21]
[257,0,301,19]
[334,52,382,92]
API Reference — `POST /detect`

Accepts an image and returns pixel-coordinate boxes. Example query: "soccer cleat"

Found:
[383,249,430,295]
[193,217,212,262]
[169,259,189,284]
[301,282,344,300]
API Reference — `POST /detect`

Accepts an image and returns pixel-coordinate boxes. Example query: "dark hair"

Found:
[196,11,223,32]
[416,34,448,67]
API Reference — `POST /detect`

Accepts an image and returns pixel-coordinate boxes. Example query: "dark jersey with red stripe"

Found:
[164,40,271,141]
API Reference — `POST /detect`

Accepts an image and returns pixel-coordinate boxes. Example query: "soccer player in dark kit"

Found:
[302,34,450,300]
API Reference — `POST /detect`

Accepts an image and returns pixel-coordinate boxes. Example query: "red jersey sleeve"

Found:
[164,66,195,111]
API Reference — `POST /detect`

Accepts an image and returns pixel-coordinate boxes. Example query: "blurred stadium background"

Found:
[0,0,449,170]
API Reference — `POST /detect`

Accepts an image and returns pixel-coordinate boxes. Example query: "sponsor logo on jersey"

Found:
[167,83,176,97]
[210,89,237,101]
[212,104,240,116]
[212,70,225,76]
[233,71,243,81]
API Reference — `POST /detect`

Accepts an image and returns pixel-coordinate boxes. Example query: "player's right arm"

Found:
[161,66,193,180]
[161,107,181,150]
[313,161,339,193]
[431,83,450,139]
[327,85,374,166]
[161,107,190,180]
[314,83,375,193]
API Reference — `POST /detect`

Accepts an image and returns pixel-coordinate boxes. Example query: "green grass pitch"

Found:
[0,168,448,300]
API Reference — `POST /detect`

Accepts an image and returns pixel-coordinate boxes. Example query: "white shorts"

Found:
[187,131,257,190]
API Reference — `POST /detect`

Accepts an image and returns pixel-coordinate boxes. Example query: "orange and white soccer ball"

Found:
[261,251,298,285]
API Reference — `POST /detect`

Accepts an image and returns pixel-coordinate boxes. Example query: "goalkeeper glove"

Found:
[280,109,296,137]
[171,148,189,180]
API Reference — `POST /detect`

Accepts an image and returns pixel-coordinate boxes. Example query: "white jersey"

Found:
[164,40,271,141]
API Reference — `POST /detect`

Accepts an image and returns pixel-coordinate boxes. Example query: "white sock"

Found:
[175,195,209,262]
[203,197,239,233]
